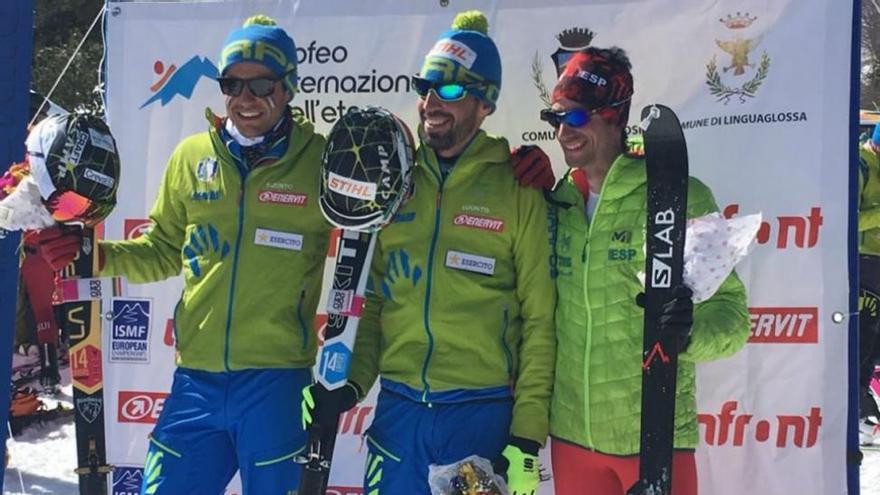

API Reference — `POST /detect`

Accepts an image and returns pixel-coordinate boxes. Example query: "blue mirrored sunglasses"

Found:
[411,76,484,102]
[540,108,591,129]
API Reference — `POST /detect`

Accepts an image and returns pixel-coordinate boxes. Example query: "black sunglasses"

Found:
[217,70,292,97]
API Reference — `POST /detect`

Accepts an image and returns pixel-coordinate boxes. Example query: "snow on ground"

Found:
[3,395,880,494]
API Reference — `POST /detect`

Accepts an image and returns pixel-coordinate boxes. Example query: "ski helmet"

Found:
[25,112,121,227]
[319,106,414,232]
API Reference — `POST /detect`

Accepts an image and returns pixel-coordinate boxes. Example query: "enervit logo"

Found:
[723,204,822,249]
[452,213,504,233]
[140,56,218,109]
[698,401,822,448]
[118,391,168,424]
[124,219,152,240]
[258,189,307,206]
[338,404,374,436]
[748,307,818,343]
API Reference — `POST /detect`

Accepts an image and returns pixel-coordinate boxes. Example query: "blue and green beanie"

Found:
[419,10,501,108]
[218,15,298,94]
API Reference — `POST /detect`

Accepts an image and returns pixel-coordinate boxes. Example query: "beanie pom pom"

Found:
[451,10,488,34]
[243,14,277,27]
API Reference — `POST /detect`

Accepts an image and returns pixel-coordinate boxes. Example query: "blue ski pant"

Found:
[139,367,310,495]
[362,387,512,494]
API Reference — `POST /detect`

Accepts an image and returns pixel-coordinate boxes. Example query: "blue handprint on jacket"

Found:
[182,224,230,278]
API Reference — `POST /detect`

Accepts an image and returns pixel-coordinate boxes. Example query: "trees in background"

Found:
[32,0,104,115]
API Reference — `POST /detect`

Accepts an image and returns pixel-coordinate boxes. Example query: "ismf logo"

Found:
[118,391,168,424]
[140,56,218,109]
[124,219,152,240]
[110,299,151,363]
[748,307,818,343]
[112,466,144,495]
[706,12,771,104]
[698,401,822,448]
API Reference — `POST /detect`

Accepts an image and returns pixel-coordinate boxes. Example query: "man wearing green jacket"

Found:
[540,47,750,495]
[858,124,880,444]
[303,10,555,495]
[43,15,330,494]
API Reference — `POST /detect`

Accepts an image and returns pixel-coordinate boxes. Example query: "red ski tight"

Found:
[551,438,698,495]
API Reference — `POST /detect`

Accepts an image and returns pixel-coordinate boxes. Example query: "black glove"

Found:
[511,145,555,190]
[300,382,360,430]
[636,285,694,352]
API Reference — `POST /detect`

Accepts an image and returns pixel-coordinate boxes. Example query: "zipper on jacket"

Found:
[223,167,248,371]
[420,187,443,402]
[418,154,448,403]
[296,288,308,351]
[581,174,610,447]
[500,307,513,378]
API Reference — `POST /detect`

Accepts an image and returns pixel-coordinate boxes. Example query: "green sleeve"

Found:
[347,234,385,399]
[679,178,750,362]
[99,151,185,283]
[509,187,557,446]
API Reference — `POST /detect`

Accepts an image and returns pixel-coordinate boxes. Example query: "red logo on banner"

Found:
[338,405,374,436]
[124,219,152,240]
[118,391,168,424]
[723,204,822,248]
[452,213,504,233]
[698,401,822,448]
[748,307,818,343]
[164,319,175,347]
[70,344,103,389]
[258,189,307,206]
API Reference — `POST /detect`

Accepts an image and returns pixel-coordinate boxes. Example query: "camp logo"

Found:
[140,55,218,109]
[706,12,771,104]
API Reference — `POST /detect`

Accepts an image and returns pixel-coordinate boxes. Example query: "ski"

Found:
[627,104,689,495]
[298,228,377,495]
[60,227,113,494]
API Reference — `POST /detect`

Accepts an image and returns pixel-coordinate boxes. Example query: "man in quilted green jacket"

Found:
[541,47,750,494]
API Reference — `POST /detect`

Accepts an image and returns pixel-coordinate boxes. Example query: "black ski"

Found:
[627,104,689,495]
[298,228,376,495]
[60,227,112,494]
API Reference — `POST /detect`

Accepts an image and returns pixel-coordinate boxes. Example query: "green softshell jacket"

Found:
[100,111,330,371]
[348,131,557,445]
[860,144,880,255]
[550,153,750,455]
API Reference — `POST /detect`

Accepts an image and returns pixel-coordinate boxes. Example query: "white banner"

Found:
[104,1,855,494]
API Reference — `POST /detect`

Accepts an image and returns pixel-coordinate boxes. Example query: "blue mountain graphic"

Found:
[140,55,218,109]
[114,303,150,324]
